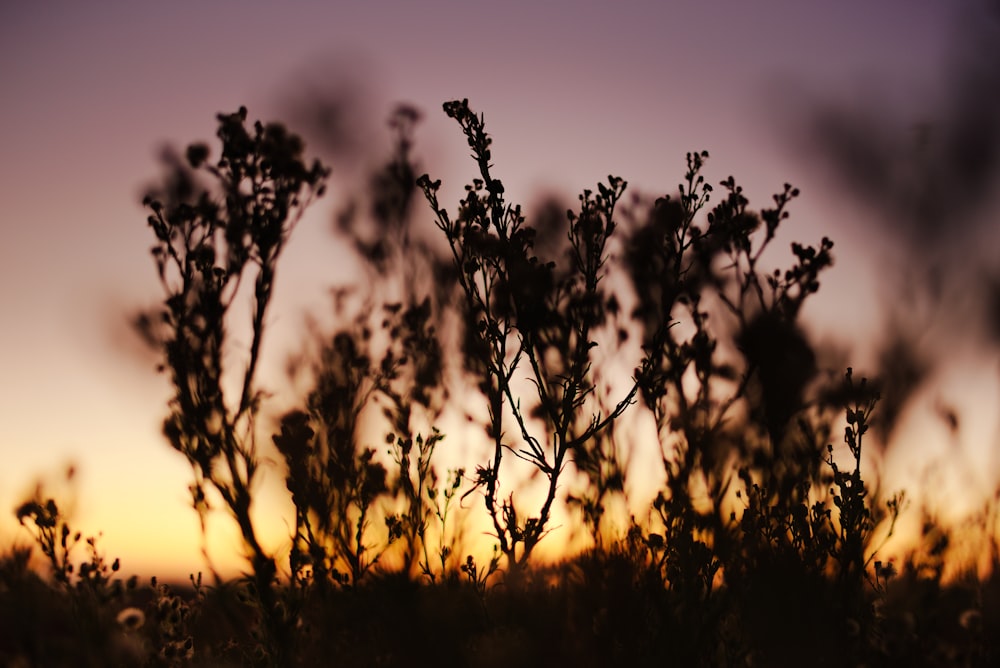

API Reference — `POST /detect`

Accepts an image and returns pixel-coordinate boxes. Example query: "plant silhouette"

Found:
[3,98,1000,667]
[418,99,642,569]
[139,107,329,663]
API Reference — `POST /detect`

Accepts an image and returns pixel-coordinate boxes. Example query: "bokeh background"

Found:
[2,0,998,581]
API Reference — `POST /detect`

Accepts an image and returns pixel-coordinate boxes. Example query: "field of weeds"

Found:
[3,100,999,667]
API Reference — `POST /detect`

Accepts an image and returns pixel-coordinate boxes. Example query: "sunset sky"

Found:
[2,0,999,581]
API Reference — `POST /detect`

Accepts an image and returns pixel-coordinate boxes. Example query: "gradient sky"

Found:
[2,0,997,581]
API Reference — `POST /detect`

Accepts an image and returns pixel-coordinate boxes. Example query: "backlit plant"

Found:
[2,99,996,667]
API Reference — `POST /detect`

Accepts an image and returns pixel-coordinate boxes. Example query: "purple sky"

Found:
[2,0,997,579]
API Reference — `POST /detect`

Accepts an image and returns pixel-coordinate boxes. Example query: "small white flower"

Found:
[116,606,145,631]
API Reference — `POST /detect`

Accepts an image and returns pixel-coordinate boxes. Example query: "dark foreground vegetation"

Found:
[3,101,999,667]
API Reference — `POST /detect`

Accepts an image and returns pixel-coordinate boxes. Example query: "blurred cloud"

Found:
[788,0,1000,260]
[769,0,1000,445]
[275,53,386,176]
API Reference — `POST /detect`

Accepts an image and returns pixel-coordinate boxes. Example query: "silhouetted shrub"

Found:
[4,98,999,667]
